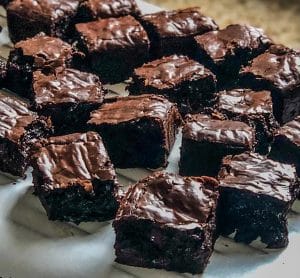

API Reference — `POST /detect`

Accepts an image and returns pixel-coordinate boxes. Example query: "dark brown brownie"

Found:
[218,152,299,248]
[75,15,150,83]
[215,89,278,154]
[179,114,255,177]
[31,67,105,134]
[32,132,119,224]
[113,171,219,274]
[6,0,80,43]
[194,24,272,86]
[240,45,300,124]
[128,55,217,115]
[88,95,182,169]
[0,90,52,177]
[140,8,218,58]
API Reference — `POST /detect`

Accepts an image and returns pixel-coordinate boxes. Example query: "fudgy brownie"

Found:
[179,114,255,177]
[113,171,219,274]
[0,90,52,177]
[194,24,272,86]
[140,8,218,58]
[240,44,300,124]
[31,67,105,134]
[6,0,80,43]
[215,89,278,154]
[32,132,119,224]
[75,15,150,83]
[218,152,299,248]
[128,55,217,114]
[88,95,181,169]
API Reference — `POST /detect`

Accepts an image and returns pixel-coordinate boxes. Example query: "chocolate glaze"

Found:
[276,116,300,147]
[219,152,298,202]
[116,172,219,229]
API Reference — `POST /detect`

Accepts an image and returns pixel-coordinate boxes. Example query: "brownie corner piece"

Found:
[32,132,119,223]
[113,171,219,274]
[218,152,299,248]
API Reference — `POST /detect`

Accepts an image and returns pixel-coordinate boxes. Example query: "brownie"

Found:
[32,132,119,224]
[269,116,300,177]
[88,95,182,169]
[0,90,52,177]
[113,172,219,274]
[31,67,105,134]
[194,24,272,86]
[75,15,150,83]
[240,44,300,124]
[179,114,255,177]
[218,152,299,248]
[215,89,278,154]
[128,55,217,115]
[140,8,218,58]
[6,0,80,43]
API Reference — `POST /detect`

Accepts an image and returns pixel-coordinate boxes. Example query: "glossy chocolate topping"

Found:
[32,68,104,107]
[182,114,254,147]
[218,89,273,115]
[219,152,298,202]
[276,116,300,147]
[76,15,149,52]
[116,172,219,229]
[35,132,116,192]
[142,8,218,38]
[195,24,272,63]
[133,55,215,90]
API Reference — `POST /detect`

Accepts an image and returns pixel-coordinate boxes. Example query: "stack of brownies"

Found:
[0,0,299,274]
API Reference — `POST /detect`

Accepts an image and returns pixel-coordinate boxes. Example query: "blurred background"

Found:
[148,0,300,49]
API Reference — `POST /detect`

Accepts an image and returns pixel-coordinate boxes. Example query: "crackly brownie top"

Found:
[219,152,298,202]
[34,132,116,192]
[276,116,300,147]
[88,94,179,125]
[116,172,219,229]
[141,8,218,38]
[32,68,104,108]
[183,114,254,148]
[133,55,215,90]
[241,45,300,92]
[195,24,272,63]
[0,90,38,143]
[218,89,273,115]
[75,15,149,52]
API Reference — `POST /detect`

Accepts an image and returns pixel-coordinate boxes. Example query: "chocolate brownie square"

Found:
[113,172,219,274]
[215,89,278,154]
[218,152,299,248]
[240,45,300,124]
[88,95,182,168]
[179,114,255,177]
[31,67,105,134]
[75,15,150,83]
[32,132,119,223]
[140,8,218,58]
[128,55,217,115]
[0,90,52,176]
[6,0,79,43]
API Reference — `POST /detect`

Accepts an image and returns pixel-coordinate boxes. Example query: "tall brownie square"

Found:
[218,152,299,248]
[32,132,119,224]
[194,24,272,86]
[128,55,217,114]
[75,15,150,83]
[0,90,52,177]
[31,67,105,135]
[216,89,278,154]
[6,0,80,43]
[88,95,181,169]
[113,172,219,274]
[240,45,300,124]
[179,114,255,177]
[140,8,218,58]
